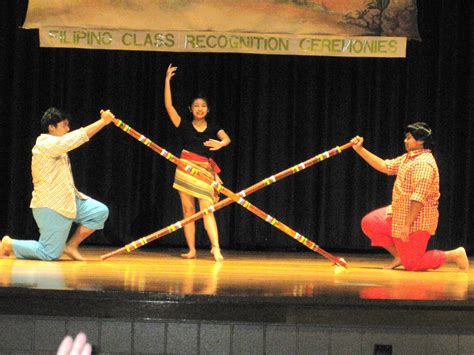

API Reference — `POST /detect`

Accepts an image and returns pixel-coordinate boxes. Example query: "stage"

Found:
[0,247,473,324]
[1,247,474,353]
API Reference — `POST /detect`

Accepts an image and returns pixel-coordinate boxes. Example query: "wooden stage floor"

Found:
[0,247,473,329]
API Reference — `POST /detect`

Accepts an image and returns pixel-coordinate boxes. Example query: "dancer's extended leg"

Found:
[179,191,197,259]
[199,198,223,262]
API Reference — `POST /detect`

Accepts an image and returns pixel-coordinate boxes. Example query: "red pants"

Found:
[361,207,446,271]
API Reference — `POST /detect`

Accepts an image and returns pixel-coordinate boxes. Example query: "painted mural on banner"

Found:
[22,0,420,58]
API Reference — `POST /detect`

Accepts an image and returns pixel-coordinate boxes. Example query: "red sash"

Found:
[181,150,221,174]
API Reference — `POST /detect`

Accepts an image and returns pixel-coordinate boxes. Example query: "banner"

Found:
[23,0,419,58]
[40,28,406,57]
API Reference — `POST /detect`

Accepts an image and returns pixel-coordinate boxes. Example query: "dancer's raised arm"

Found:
[164,64,181,127]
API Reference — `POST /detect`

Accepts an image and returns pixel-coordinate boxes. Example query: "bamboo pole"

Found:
[102,118,353,268]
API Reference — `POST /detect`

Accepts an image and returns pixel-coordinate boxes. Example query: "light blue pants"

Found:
[12,198,109,260]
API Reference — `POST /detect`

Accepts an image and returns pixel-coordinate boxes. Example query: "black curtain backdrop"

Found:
[1,1,472,254]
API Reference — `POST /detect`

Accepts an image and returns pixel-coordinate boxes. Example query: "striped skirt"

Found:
[173,150,222,203]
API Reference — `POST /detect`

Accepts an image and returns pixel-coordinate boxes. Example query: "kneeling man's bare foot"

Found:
[63,245,87,261]
[383,257,402,269]
[453,247,469,271]
[0,236,13,258]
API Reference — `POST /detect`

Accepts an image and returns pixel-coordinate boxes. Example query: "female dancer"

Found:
[164,64,231,262]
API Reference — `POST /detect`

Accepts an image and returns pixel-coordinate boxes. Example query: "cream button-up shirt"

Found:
[30,128,90,218]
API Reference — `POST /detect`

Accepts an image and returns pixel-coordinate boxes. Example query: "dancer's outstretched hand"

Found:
[166,63,177,81]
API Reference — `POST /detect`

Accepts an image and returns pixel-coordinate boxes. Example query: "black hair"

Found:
[40,107,70,133]
[405,122,434,149]
[189,95,210,110]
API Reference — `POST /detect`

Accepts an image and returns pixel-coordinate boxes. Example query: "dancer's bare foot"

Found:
[63,245,87,261]
[446,247,469,271]
[383,257,402,269]
[211,247,224,262]
[0,236,12,257]
[181,250,197,259]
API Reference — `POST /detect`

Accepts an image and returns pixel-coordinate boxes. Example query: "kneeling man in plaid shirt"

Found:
[1,107,115,261]
[351,122,468,271]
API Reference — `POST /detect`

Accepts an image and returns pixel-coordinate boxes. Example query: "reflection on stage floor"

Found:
[1,246,472,298]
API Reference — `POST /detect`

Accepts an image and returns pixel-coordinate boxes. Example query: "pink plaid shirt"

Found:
[385,149,440,238]
[30,128,90,218]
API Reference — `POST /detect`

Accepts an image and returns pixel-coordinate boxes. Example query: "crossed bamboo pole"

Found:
[101,118,353,267]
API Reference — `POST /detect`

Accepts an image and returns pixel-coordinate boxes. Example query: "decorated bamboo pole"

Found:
[104,118,353,267]
[101,139,354,261]
[102,143,353,260]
